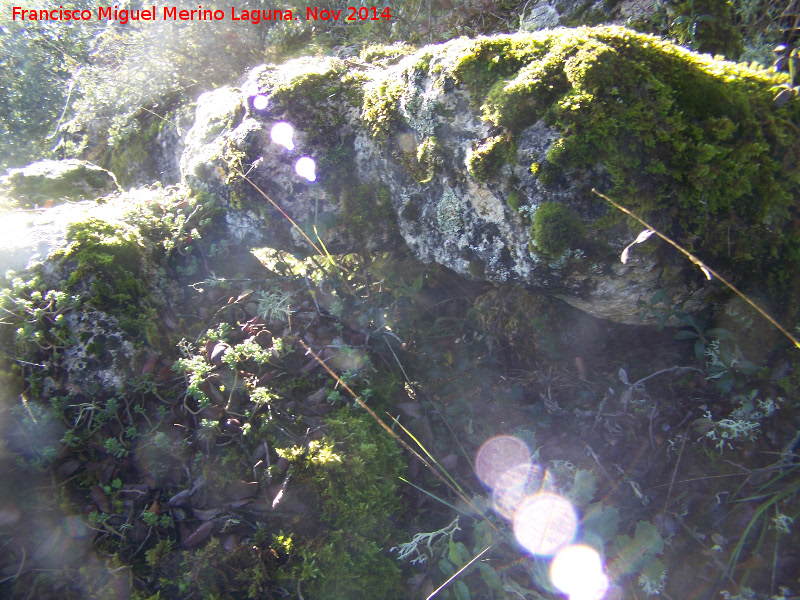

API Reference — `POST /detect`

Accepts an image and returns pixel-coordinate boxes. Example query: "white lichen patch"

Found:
[465,180,506,224]
[436,186,464,235]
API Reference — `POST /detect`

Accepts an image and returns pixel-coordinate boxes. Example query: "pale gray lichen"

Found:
[436,186,463,235]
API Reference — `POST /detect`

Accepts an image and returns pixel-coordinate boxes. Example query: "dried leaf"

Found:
[181,520,217,548]
[620,229,654,264]
[192,508,221,521]
[91,485,111,513]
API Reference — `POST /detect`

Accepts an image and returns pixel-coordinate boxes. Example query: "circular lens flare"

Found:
[475,435,531,489]
[550,544,609,600]
[492,462,556,520]
[270,122,294,151]
[513,493,577,556]
[295,157,316,182]
[252,94,269,111]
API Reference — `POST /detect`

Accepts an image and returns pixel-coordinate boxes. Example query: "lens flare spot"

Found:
[513,493,576,556]
[252,94,269,111]
[475,435,531,489]
[491,462,556,520]
[550,544,609,600]
[270,122,295,151]
[295,156,316,182]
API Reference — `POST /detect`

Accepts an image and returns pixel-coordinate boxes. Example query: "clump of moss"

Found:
[466,133,516,182]
[531,201,585,257]
[107,118,162,187]
[0,160,119,208]
[360,42,417,65]
[298,529,403,600]
[362,76,407,139]
[277,408,404,599]
[402,135,440,183]
[449,36,550,101]
[55,217,149,332]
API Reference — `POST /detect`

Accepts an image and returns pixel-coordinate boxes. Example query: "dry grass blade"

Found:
[297,339,496,533]
[425,542,496,600]
[234,168,325,257]
[592,189,800,350]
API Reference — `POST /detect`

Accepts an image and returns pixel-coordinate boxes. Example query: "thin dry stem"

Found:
[592,189,800,350]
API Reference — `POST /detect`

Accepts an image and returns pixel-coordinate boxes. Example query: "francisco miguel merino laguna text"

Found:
[11,5,392,23]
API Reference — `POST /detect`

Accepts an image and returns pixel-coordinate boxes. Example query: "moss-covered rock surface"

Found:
[182,26,799,324]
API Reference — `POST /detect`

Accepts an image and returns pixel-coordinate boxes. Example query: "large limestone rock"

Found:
[175,27,798,324]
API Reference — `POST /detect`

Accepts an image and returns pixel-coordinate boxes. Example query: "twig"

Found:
[0,545,26,584]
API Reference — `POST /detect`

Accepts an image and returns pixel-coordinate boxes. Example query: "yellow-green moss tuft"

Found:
[531,201,586,257]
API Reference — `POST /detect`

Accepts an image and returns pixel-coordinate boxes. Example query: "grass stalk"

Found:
[592,189,800,350]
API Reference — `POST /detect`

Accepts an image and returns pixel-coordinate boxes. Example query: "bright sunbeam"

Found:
[252,94,269,111]
[550,544,609,600]
[475,435,531,489]
[513,492,577,556]
[295,156,316,182]
[270,122,295,150]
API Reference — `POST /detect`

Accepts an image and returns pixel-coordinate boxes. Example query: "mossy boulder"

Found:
[0,159,120,209]
[181,26,799,324]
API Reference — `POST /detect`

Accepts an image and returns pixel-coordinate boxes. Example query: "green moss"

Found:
[54,217,150,333]
[432,26,798,312]
[299,530,402,600]
[531,201,585,257]
[466,133,516,182]
[507,189,521,211]
[400,135,440,183]
[450,36,551,101]
[360,42,416,64]
[1,160,118,208]
[362,74,410,139]
[305,409,403,534]
[107,119,161,187]
[277,408,404,599]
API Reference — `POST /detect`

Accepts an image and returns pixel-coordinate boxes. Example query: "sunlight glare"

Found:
[252,94,269,111]
[491,461,556,519]
[270,122,295,150]
[513,492,576,556]
[295,157,316,181]
[550,544,609,600]
[475,435,531,489]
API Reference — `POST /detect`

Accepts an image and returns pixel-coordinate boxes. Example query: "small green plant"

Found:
[670,0,717,50]
[142,509,172,529]
[256,287,292,322]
